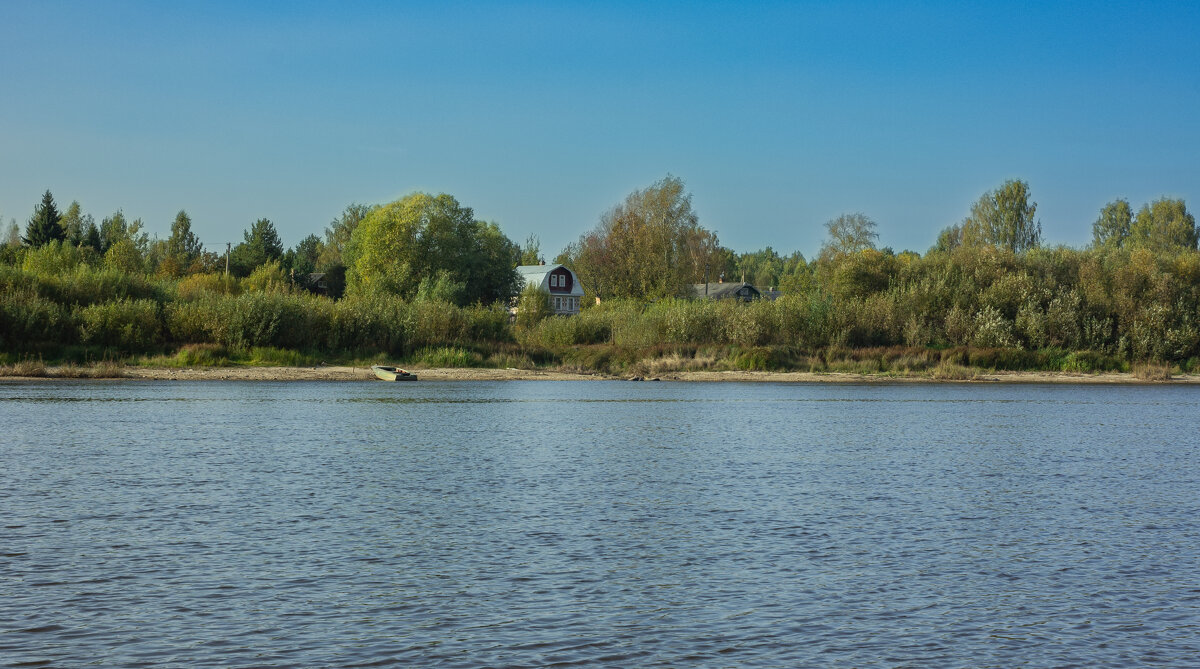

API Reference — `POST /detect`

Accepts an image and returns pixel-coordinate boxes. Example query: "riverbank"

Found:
[4,365,1198,383]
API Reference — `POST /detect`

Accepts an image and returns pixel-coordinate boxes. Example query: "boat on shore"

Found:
[372,365,417,381]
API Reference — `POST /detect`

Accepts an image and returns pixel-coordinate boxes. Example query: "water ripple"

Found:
[2,381,1199,666]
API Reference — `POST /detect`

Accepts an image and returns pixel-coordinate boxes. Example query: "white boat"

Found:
[371,365,417,381]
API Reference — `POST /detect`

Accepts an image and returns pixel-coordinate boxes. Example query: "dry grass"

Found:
[88,360,127,378]
[1132,363,1172,381]
[930,361,978,380]
[53,363,91,379]
[0,358,48,377]
[0,359,126,379]
[630,350,720,376]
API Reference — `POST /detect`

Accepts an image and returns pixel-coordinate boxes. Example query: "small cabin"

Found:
[515,263,585,315]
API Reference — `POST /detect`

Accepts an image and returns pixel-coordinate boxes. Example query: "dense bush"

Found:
[78,299,162,351]
[0,288,72,349]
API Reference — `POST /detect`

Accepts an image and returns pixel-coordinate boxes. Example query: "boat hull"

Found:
[372,365,417,381]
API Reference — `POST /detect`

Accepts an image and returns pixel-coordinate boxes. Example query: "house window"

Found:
[555,296,562,310]
[550,274,558,288]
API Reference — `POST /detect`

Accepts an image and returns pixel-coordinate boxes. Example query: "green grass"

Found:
[411,346,480,368]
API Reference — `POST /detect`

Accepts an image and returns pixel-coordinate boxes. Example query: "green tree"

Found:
[930,224,963,254]
[4,218,21,247]
[229,218,284,276]
[320,203,372,267]
[515,284,552,328]
[471,221,524,303]
[962,179,1040,252]
[59,201,95,248]
[736,247,805,287]
[316,203,373,298]
[561,175,720,299]
[81,219,102,254]
[1092,199,1133,250]
[518,233,542,265]
[1129,198,1197,251]
[285,233,324,278]
[820,213,878,260]
[103,238,147,273]
[23,190,65,247]
[99,210,148,256]
[345,192,520,305]
[168,210,203,264]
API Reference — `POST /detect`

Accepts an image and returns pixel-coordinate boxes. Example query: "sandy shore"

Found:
[8,365,1193,383]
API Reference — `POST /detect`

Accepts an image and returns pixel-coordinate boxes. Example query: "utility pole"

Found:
[225,242,231,275]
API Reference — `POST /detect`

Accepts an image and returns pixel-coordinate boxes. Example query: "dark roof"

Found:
[688,282,761,300]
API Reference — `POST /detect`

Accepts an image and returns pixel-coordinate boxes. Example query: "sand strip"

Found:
[6,366,1192,383]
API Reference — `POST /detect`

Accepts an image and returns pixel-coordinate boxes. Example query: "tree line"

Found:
[3,176,1199,369]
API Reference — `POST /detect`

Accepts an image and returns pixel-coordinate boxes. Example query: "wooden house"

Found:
[515,263,585,315]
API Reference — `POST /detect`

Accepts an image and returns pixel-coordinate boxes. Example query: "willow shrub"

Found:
[0,288,72,349]
[21,241,95,277]
[56,265,160,306]
[242,261,291,294]
[461,303,512,344]
[176,273,241,300]
[329,292,411,353]
[224,292,327,350]
[166,292,332,351]
[78,298,162,351]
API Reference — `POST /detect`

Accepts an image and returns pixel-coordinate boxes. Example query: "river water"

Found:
[2,380,1198,667]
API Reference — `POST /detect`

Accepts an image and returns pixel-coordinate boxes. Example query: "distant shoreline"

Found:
[4,366,1199,384]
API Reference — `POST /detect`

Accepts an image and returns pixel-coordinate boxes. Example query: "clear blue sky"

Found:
[2,1,1198,259]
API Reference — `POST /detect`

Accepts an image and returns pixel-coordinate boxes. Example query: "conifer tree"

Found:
[23,190,65,247]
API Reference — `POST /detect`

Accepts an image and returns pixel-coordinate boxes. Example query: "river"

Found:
[2,380,1198,667]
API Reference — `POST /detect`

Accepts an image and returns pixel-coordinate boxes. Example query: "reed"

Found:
[930,360,978,380]
[1132,362,1172,381]
[0,357,48,377]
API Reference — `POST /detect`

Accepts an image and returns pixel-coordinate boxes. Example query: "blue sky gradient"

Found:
[2,1,1198,258]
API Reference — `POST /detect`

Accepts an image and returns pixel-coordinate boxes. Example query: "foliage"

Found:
[7,184,1200,376]
[414,269,466,304]
[0,287,71,350]
[414,346,479,367]
[961,179,1041,252]
[60,201,99,251]
[4,219,22,247]
[820,213,878,260]
[286,233,324,277]
[229,218,284,276]
[515,284,552,329]
[23,190,65,247]
[345,193,520,305]
[99,210,148,256]
[735,246,807,289]
[161,210,204,276]
[561,175,721,299]
[1092,199,1132,250]
[176,272,241,300]
[1129,198,1197,251]
[518,234,543,265]
[242,260,291,293]
[78,299,162,351]
[103,238,146,274]
[22,241,92,276]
